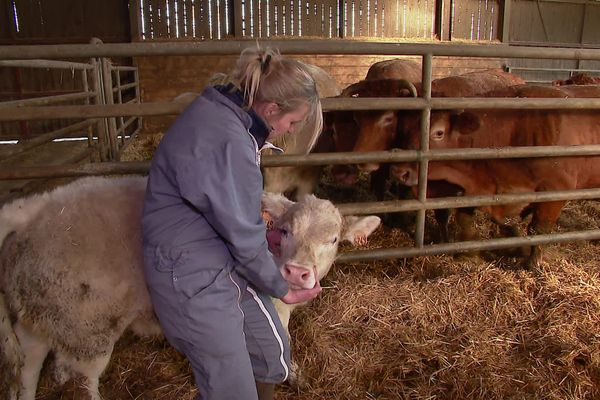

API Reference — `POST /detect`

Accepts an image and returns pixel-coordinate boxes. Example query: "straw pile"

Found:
[34,133,600,399]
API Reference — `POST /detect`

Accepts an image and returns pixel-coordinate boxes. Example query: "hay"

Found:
[119,133,164,162]
[282,239,600,399]
[32,134,600,399]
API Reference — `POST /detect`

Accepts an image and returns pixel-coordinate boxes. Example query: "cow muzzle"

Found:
[358,162,380,173]
[281,263,317,290]
[331,165,359,186]
[390,164,418,186]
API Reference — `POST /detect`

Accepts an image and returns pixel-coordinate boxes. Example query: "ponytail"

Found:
[230,46,323,150]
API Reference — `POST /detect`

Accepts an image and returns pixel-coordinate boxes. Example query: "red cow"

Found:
[392,84,600,267]
[343,69,525,242]
[552,73,600,86]
[347,68,526,172]
[330,59,422,191]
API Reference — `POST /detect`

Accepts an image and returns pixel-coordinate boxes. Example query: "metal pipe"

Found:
[3,40,600,60]
[259,146,600,167]
[416,53,434,248]
[2,119,97,160]
[0,59,94,69]
[0,92,96,107]
[112,82,138,93]
[0,161,150,180]
[336,229,600,262]
[3,97,600,122]
[335,188,600,215]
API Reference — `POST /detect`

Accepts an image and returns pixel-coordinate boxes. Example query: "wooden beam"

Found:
[501,0,512,43]
[129,0,143,41]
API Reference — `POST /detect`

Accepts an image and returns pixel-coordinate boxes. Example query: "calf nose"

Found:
[282,264,315,289]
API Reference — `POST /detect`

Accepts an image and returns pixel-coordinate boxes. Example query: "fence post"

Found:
[101,57,118,160]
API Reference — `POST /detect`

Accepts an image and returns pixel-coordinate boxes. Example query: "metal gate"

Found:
[0,40,599,262]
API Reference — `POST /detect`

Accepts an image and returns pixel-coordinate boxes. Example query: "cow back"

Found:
[0,176,152,358]
[365,59,422,82]
[431,69,526,97]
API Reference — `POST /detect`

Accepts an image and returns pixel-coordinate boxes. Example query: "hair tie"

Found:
[261,54,272,73]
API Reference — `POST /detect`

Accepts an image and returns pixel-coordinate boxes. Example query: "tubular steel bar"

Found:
[0,59,94,69]
[336,188,600,215]
[336,230,600,263]
[3,40,600,60]
[416,53,433,247]
[4,97,600,122]
[2,119,97,160]
[2,144,600,179]
[0,92,96,108]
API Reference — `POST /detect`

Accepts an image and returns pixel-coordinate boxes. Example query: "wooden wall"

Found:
[506,0,600,83]
[136,53,506,134]
[0,0,130,44]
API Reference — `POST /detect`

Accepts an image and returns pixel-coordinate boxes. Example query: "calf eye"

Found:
[331,237,338,244]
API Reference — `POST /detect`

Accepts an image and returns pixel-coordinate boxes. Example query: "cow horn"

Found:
[396,79,418,98]
[340,81,364,98]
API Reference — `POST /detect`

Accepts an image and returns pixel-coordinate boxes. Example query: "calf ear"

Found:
[261,192,295,226]
[341,216,381,246]
[451,111,481,134]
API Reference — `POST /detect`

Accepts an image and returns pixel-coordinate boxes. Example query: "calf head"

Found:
[262,193,380,290]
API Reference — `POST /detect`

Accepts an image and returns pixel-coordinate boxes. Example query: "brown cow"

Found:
[392,84,600,267]
[347,68,525,172]
[330,59,422,191]
[552,72,600,86]
[343,69,525,241]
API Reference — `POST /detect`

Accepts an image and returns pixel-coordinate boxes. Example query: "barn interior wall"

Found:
[137,54,506,135]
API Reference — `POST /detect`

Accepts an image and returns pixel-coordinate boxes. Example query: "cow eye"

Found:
[431,129,445,141]
[331,236,338,245]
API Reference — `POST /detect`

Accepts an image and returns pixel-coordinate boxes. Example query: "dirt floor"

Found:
[4,137,600,400]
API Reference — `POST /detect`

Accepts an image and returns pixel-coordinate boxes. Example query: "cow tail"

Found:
[0,291,22,400]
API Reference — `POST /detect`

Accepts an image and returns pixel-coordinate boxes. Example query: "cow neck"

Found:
[215,84,270,148]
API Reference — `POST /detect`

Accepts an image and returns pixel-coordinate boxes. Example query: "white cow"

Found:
[0,176,380,400]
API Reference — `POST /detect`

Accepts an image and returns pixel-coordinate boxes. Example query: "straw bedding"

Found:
[34,134,600,399]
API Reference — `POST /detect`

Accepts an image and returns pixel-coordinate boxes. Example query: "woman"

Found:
[141,46,323,400]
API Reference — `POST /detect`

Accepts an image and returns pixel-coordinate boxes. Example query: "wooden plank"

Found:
[282,0,292,36]
[345,0,355,37]
[317,1,324,37]
[232,0,243,37]
[129,0,142,41]
[328,0,339,38]
[251,0,260,37]
[1,0,16,40]
[149,0,163,39]
[582,3,600,45]
[210,0,218,38]
[174,0,186,37]
[168,0,177,38]
[382,0,397,38]
[218,0,229,38]
[272,0,282,36]
[183,0,193,38]
[196,0,209,39]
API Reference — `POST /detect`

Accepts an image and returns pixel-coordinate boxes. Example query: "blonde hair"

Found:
[230,46,323,150]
